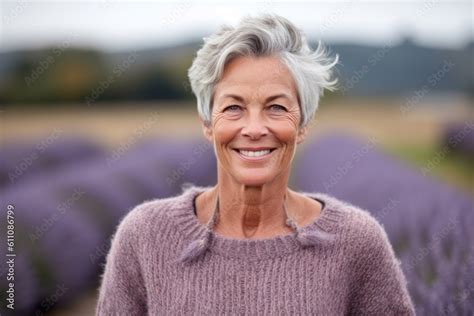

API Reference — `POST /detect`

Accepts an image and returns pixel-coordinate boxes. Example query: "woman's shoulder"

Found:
[115,186,199,239]
[337,198,386,237]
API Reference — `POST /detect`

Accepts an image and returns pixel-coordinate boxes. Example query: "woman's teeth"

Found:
[238,149,271,157]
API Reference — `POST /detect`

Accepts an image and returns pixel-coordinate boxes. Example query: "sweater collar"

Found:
[172,184,346,262]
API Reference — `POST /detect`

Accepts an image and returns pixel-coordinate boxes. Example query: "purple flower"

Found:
[294,132,474,315]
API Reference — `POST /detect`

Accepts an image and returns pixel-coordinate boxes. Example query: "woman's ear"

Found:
[200,117,213,142]
[296,125,309,144]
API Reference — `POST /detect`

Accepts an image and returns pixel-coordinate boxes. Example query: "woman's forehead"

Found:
[214,56,298,102]
[214,86,296,104]
[219,55,293,83]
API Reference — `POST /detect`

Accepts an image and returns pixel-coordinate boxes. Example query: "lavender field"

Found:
[294,133,474,315]
[0,104,472,315]
[0,136,217,315]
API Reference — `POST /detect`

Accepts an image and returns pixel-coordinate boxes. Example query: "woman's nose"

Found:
[241,110,268,139]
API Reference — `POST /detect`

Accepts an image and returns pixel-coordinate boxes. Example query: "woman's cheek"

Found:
[213,119,240,145]
[271,118,299,140]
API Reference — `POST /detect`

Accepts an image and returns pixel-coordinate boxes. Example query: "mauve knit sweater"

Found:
[95,184,415,315]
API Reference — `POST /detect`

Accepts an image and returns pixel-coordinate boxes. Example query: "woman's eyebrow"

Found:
[264,93,291,102]
[220,94,245,102]
[220,93,291,103]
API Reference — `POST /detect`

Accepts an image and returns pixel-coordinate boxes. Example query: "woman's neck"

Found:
[195,183,322,239]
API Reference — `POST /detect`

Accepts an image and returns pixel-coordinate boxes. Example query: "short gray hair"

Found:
[187,13,338,128]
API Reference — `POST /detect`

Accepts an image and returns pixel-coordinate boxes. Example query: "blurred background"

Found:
[0,0,473,315]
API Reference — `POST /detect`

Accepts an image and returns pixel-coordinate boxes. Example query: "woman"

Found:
[96,14,415,315]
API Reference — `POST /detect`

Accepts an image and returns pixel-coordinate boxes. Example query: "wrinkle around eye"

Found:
[285,108,302,127]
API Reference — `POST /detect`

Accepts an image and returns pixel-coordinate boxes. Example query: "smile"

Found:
[232,148,277,160]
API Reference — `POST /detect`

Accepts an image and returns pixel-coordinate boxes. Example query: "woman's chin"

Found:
[233,171,276,186]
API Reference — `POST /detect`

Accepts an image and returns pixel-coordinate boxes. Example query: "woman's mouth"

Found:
[232,148,277,161]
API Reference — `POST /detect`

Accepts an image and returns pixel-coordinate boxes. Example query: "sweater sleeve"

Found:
[95,208,148,316]
[349,214,415,315]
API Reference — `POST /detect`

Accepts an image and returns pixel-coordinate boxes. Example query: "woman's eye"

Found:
[224,105,242,112]
[269,104,287,111]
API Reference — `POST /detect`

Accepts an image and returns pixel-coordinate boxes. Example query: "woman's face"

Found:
[202,55,308,186]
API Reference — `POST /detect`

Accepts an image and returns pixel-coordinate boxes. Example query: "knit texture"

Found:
[95,184,415,315]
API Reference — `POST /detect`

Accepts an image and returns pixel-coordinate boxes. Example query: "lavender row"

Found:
[0,137,216,314]
[293,132,474,315]
[0,137,105,189]
[442,121,474,157]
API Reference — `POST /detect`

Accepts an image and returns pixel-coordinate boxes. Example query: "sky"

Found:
[1,0,472,52]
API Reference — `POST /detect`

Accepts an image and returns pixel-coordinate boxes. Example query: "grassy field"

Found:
[382,143,473,195]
